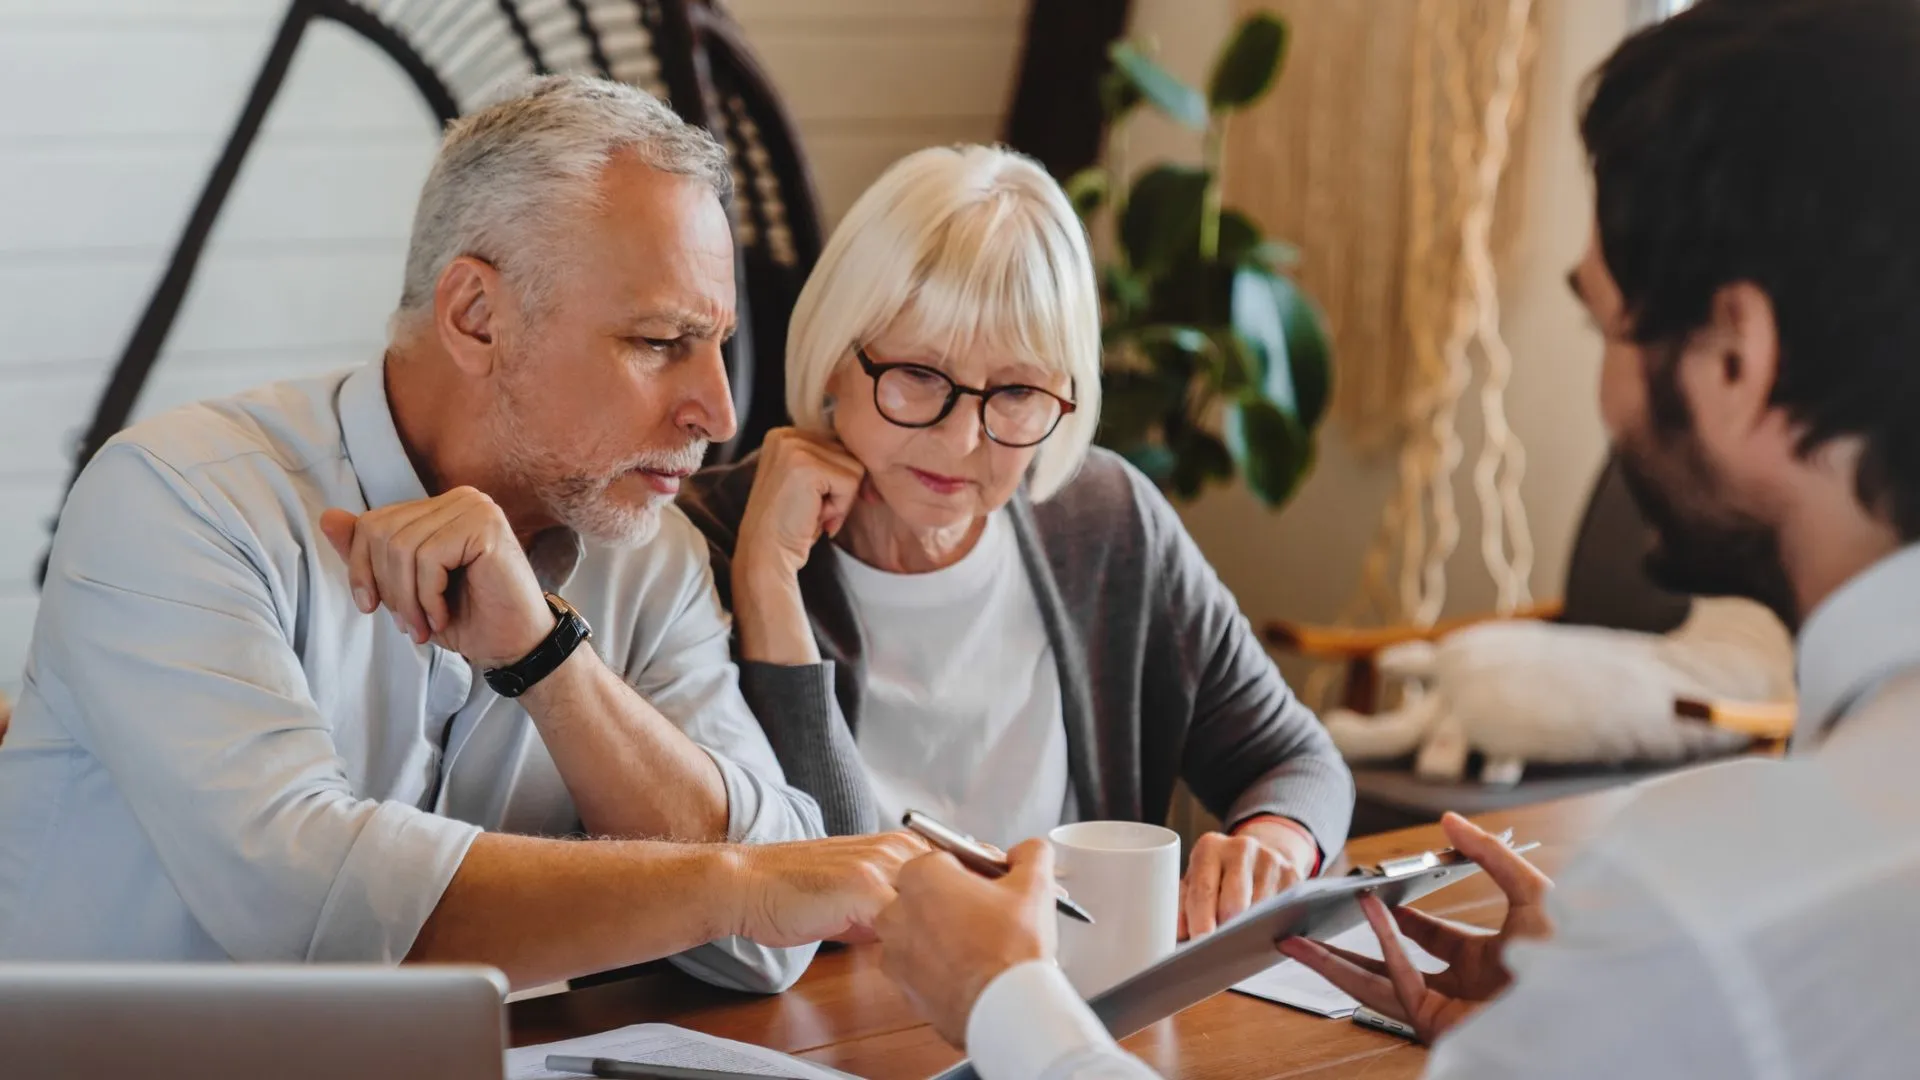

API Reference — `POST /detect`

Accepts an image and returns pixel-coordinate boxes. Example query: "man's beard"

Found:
[490,386,707,548]
[1614,421,1800,628]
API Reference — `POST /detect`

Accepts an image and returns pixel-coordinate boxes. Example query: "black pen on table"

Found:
[545,1055,790,1080]
[900,809,1095,924]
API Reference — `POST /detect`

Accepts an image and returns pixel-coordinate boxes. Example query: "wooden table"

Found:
[512,789,1634,1080]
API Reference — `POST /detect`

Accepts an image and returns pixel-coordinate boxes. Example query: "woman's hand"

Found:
[733,428,867,665]
[1276,812,1555,1044]
[1178,818,1314,940]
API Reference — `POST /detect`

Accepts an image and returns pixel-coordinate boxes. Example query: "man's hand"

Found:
[1179,816,1315,940]
[874,839,1059,1047]
[1277,812,1555,1044]
[319,487,552,669]
[731,831,930,948]
[732,429,866,666]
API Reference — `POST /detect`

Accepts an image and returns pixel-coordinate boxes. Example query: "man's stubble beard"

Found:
[489,372,707,549]
[1614,353,1801,627]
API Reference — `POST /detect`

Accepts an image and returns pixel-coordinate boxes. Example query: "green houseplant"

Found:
[1071,13,1331,508]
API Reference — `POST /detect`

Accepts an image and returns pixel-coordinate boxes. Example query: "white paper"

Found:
[509,1023,855,1080]
[1230,923,1448,1018]
[503,980,570,1004]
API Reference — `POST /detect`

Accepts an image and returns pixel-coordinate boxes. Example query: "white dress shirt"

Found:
[835,509,1072,849]
[0,363,824,992]
[961,543,1920,1080]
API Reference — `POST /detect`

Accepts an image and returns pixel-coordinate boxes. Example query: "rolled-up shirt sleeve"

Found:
[36,445,479,963]
[629,512,826,848]
[968,961,1160,1080]
[624,510,826,991]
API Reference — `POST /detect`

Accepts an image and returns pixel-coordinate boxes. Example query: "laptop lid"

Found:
[0,964,507,1080]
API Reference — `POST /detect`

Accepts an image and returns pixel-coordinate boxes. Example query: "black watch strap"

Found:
[484,593,592,698]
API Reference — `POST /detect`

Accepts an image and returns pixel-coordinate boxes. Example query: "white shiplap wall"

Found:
[0,0,1026,697]
[0,2,437,700]
[727,0,1025,223]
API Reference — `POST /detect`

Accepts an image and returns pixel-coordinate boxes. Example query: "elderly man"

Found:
[875,0,1920,1076]
[0,75,921,992]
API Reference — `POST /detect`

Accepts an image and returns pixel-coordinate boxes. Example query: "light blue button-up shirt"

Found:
[0,363,824,990]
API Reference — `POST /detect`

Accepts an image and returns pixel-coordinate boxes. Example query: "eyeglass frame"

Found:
[853,345,1078,449]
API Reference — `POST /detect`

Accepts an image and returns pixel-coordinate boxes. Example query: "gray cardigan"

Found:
[677,448,1354,859]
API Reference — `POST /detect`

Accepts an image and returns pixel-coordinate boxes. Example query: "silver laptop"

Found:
[0,964,508,1079]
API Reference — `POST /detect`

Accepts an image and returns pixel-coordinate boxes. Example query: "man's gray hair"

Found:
[394,74,732,329]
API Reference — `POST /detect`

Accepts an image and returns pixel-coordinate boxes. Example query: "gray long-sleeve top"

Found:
[679,447,1355,861]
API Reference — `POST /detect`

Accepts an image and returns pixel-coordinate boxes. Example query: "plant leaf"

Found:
[1130,324,1217,385]
[1099,67,1144,122]
[1169,424,1235,500]
[1142,255,1235,326]
[1132,324,1212,358]
[1206,329,1259,395]
[1110,41,1208,130]
[1101,263,1150,325]
[1208,14,1289,111]
[1119,165,1210,274]
[1215,209,1262,266]
[1231,266,1333,430]
[1223,395,1311,507]
[1251,238,1301,270]
[1065,167,1110,220]
[1096,368,1180,448]
[1119,443,1178,484]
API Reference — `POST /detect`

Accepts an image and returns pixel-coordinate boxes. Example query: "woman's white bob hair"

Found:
[784,144,1103,502]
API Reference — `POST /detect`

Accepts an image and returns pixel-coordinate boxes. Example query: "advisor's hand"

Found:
[319,487,551,669]
[732,831,930,948]
[1277,812,1554,1044]
[875,839,1059,1048]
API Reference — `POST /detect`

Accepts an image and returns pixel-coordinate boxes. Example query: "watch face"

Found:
[545,593,592,639]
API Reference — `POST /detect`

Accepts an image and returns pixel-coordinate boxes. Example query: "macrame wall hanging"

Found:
[1382,0,1539,627]
[1226,0,1540,668]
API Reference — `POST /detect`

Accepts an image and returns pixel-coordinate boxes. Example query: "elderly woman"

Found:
[680,145,1353,937]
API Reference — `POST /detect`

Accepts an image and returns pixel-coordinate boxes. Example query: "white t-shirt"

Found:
[834,509,1071,849]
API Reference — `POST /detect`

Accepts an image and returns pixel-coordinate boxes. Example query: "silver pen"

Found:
[901,810,1095,924]
[544,1054,789,1080]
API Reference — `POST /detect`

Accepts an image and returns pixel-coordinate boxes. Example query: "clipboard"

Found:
[929,834,1534,1080]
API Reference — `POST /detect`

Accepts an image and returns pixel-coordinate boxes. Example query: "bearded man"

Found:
[0,75,923,992]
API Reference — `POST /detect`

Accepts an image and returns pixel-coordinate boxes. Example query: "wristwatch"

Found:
[483,593,592,698]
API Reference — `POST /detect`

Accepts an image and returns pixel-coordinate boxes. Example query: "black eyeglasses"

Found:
[854,346,1077,449]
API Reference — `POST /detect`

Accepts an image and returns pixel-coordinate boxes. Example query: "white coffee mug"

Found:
[1048,820,1181,997]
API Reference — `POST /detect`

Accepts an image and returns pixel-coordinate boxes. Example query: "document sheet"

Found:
[510,1023,857,1080]
[1232,923,1448,1018]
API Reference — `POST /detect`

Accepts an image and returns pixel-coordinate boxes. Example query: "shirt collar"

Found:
[528,528,584,593]
[337,360,586,594]
[1795,542,1920,744]
[338,360,429,511]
